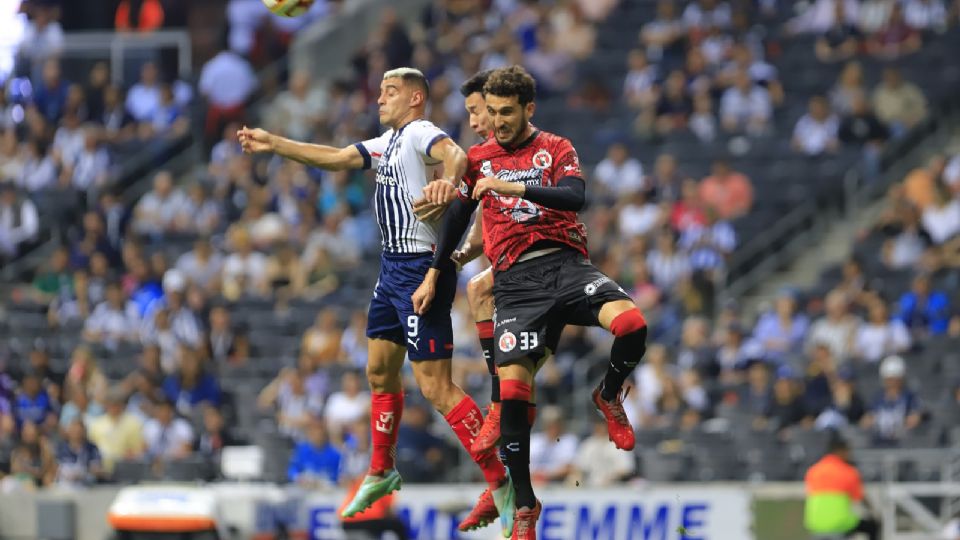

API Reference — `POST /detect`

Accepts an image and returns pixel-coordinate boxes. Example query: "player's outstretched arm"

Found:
[412,197,478,315]
[237,126,364,171]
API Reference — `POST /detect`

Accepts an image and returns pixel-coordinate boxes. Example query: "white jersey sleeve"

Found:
[354,130,393,170]
[406,120,450,165]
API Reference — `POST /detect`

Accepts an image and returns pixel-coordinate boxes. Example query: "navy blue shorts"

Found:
[366,253,457,361]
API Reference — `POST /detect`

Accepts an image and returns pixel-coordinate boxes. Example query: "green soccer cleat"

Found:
[492,469,516,538]
[341,469,403,518]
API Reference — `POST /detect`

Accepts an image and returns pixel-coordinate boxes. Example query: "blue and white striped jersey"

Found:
[354,119,450,254]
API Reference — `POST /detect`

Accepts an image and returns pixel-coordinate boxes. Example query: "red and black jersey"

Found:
[459,130,588,271]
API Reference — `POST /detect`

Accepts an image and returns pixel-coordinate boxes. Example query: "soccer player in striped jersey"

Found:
[238,68,509,522]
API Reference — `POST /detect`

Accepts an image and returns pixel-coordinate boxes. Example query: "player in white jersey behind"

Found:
[238,68,508,526]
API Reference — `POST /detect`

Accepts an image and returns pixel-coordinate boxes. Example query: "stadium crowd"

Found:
[2,0,960,490]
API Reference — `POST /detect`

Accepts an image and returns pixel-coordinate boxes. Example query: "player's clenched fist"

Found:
[237,126,274,154]
[473,176,524,199]
[422,179,458,205]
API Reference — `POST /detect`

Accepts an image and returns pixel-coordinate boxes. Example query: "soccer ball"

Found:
[261,0,313,17]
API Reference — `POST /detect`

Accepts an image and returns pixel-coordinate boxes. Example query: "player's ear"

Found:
[525,101,536,120]
[410,89,425,108]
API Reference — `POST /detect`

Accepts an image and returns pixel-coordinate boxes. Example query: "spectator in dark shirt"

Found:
[15,371,56,431]
[896,273,951,336]
[207,303,251,367]
[162,347,221,416]
[55,418,104,487]
[815,366,866,429]
[738,359,772,418]
[197,405,237,458]
[654,70,693,134]
[761,365,809,434]
[32,59,70,124]
[287,417,342,486]
[21,342,64,403]
[839,94,889,146]
[396,403,447,483]
[815,0,861,63]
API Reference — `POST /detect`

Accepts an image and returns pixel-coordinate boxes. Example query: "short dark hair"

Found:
[827,434,849,454]
[383,67,430,100]
[460,69,493,98]
[483,65,537,105]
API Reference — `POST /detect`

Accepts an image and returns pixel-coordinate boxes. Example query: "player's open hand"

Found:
[237,126,274,154]
[473,177,523,199]
[412,197,448,223]
[423,179,458,205]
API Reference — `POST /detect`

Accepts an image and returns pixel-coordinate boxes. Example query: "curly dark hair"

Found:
[460,69,493,98]
[483,65,537,105]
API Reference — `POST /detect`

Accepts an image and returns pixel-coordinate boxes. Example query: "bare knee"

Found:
[466,273,494,320]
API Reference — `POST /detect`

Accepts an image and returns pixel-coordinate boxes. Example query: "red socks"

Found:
[445,396,506,486]
[370,392,403,474]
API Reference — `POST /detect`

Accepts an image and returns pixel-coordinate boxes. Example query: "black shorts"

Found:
[492,249,632,366]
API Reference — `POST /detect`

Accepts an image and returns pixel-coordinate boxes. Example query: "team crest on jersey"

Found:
[532,149,552,170]
[499,331,517,353]
[480,160,495,177]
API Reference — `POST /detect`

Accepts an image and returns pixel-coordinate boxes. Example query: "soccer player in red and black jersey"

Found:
[412,65,649,539]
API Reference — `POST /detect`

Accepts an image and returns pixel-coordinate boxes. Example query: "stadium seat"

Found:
[112,460,152,484]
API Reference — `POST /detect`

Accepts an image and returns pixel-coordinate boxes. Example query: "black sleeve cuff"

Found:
[354,143,372,170]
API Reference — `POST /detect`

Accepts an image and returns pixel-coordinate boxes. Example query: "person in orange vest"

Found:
[115,0,164,32]
[339,476,409,539]
[804,436,880,540]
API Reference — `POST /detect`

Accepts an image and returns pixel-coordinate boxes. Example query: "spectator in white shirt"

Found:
[69,128,110,190]
[173,183,222,235]
[854,298,912,363]
[679,211,737,272]
[720,69,772,134]
[618,189,663,239]
[142,399,194,461]
[594,142,645,198]
[258,367,325,440]
[0,184,39,260]
[922,188,960,244]
[83,282,141,347]
[198,49,257,140]
[623,49,658,109]
[806,290,861,360]
[302,208,361,275]
[126,62,162,124]
[176,239,224,293]
[266,70,328,141]
[689,92,718,142]
[903,0,947,32]
[647,227,691,291]
[683,0,732,31]
[573,416,636,487]
[324,371,370,437]
[133,171,187,236]
[789,0,860,34]
[530,406,579,485]
[19,139,57,192]
[17,5,63,78]
[222,226,270,298]
[792,95,840,156]
[52,112,86,168]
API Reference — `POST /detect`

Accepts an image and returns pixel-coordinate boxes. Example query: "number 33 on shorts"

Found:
[498,330,538,353]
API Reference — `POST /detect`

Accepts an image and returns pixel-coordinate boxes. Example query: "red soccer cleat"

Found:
[458,487,499,532]
[470,402,501,455]
[512,500,542,540]
[592,386,636,451]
